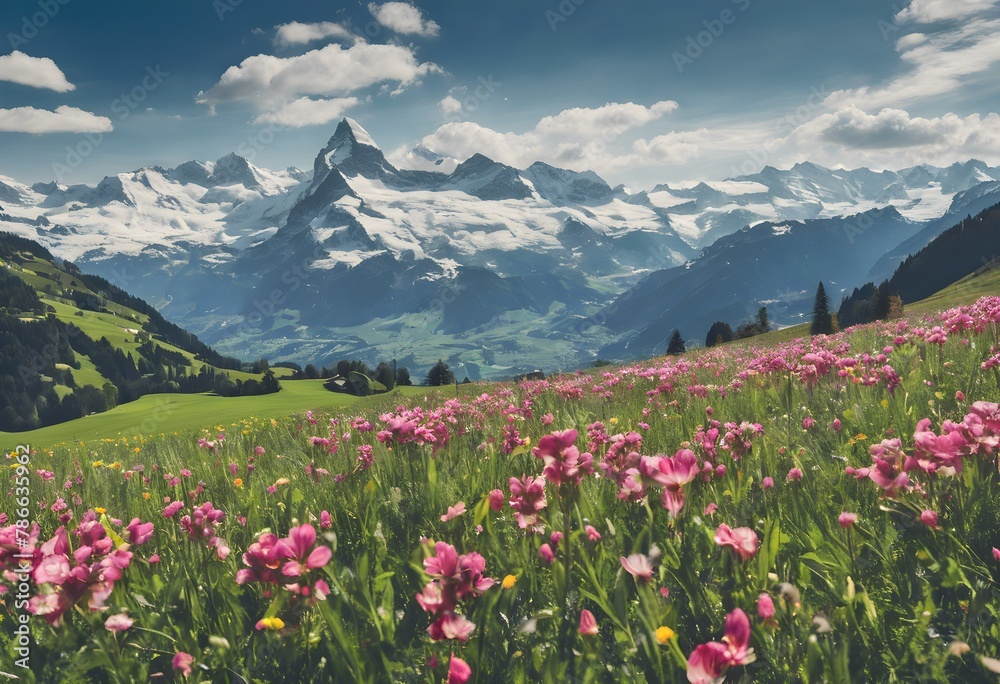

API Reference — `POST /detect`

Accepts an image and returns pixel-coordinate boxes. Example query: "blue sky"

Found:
[2,0,999,188]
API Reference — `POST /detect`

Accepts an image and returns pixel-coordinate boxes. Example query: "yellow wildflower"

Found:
[609,417,619,425]
[233,478,243,488]
[142,492,151,500]
[502,575,517,589]
[258,617,285,630]
[94,507,106,515]
[655,626,676,644]
[92,460,104,468]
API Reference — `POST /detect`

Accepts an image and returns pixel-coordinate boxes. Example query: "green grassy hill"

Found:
[0,233,294,436]
[1,382,434,450]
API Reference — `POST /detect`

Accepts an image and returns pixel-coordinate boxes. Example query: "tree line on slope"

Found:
[838,201,1000,328]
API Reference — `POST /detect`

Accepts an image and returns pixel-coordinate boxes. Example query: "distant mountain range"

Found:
[2,118,1000,377]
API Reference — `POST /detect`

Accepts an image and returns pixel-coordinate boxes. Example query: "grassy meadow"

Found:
[2,290,1000,682]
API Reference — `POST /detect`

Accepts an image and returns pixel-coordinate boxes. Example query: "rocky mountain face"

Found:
[2,117,999,376]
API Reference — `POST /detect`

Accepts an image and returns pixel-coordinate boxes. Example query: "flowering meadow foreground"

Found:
[4,299,1000,682]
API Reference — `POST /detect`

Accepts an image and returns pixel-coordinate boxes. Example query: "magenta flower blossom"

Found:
[428,613,477,642]
[621,553,654,582]
[642,449,700,490]
[687,642,730,684]
[838,512,857,528]
[25,518,134,627]
[786,467,803,482]
[687,608,755,683]
[179,502,225,541]
[762,476,774,490]
[713,524,759,561]
[579,609,598,636]
[441,502,466,522]
[172,651,194,677]
[104,613,133,632]
[417,542,493,643]
[488,489,505,512]
[802,416,816,430]
[277,524,332,577]
[920,510,939,528]
[532,429,594,486]
[538,543,555,564]
[236,532,283,586]
[585,525,602,541]
[868,439,911,495]
[162,500,184,518]
[126,518,154,546]
[508,474,547,529]
[993,547,1000,562]
[757,593,775,621]
[721,609,754,665]
[448,655,473,684]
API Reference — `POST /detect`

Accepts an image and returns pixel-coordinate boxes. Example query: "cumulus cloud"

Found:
[788,105,1000,168]
[896,0,999,23]
[631,129,714,165]
[826,17,1000,110]
[534,101,679,138]
[438,94,463,115]
[368,2,440,37]
[0,106,112,134]
[795,106,945,149]
[197,42,439,124]
[387,100,693,177]
[274,21,356,48]
[254,96,361,127]
[0,51,74,92]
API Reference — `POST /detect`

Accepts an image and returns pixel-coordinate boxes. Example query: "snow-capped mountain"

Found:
[597,207,922,360]
[2,155,305,263]
[2,117,999,376]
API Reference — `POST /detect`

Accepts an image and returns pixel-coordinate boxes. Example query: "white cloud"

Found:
[631,129,714,165]
[534,101,679,138]
[438,94,462,115]
[274,21,355,48]
[0,51,74,92]
[896,0,999,23]
[826,17,1000,110]
[0,106,112,134]
[254,96,360,127]
[197,41,439,121]
[788,105,1000,168]
[393,100,681,174]
[793,107,1000,156]
[368,2,440,37]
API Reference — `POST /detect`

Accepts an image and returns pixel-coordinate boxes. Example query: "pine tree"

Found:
[396,367,412,386]
[705,321,734,348]
[425,360,455,386]
[756,307,770,332]
[811,281,835,335]
[667,329,686,355]
[374,362,395,391]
